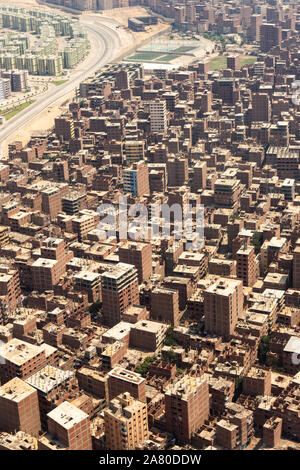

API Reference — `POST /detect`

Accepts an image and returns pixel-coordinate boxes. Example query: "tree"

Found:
[252,231,263,254]
[164,327,178,346]
[135,356,156,377]
[258,335,270,364]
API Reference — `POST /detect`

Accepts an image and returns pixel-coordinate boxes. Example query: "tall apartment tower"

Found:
[165,375,209,443]
[204,278,243,339]
[119,241,152,283]
[260,23,282,52]
[150,287,180,326]
[41,187,62,221]
[124,141,145,163]
[252,93,271,122]
[115,69,129,90]
[101,263,139,326]
[122,160,150,197]
[249,14,262,42]
[227,55,239,71]
[55,117,75,141]
[0,378,41,437]
[39,401,92,450]
[104,392,149,450]
[192,161,207,191]
[0,78,11,99]
[293,245,300,290]
[150,100,167,133]
[236,245,258,287]
[11,70,29,92]
[167,157,188,187]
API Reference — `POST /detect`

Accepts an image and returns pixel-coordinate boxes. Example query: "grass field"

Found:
[51,79,68,86]
[127,52,163,61]
[240,56,257,66]
[155,54,181,63]
[0,100,36,120]
[210,56,227,70]
[210,55,257,71]
[173,46,196,53]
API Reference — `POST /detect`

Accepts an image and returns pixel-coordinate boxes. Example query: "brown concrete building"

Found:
[204,278,243,339]
[0,338,57,384]
[101,263,139,327]
[150,287,180,326]
[0,378,41,437]
[26,366,77,429]
[263,417,282,447]
[260,23,282,52]
[108,367,146,403]
[243,367,272,396]
[104,392,149,450]
[165,375,209,444]
[39,401,92,450]
[130,320,167,352]
[236,245,258,287]
[119,241,152,284]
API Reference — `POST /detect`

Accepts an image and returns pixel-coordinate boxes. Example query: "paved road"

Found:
[0,19,122,147]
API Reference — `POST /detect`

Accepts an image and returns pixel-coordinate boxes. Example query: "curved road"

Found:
[0,20,122,147]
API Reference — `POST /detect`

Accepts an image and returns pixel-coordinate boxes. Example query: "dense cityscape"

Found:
[0,0,299,455]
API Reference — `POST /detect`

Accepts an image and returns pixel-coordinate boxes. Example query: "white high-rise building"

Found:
[150,100,167,133]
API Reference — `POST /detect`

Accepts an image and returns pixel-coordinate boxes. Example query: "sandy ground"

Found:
[245,435,300,450]
[4,93,73,146]
[1,0,42,8]
[95,6,153,25]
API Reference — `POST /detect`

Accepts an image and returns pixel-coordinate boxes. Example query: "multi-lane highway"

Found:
[0,18,123,148]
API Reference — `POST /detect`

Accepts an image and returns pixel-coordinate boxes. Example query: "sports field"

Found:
[127,52,164,61]
[173,46,196,53]
[154,54,181,63]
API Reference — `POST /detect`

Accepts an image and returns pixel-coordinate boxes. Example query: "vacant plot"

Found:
[127,52,163,61]
[173,46,196,53]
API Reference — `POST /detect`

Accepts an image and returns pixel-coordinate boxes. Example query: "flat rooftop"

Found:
[0,377,36,403]
[2,338,44,366]
[132,320,167,334]
[47,401,88,429]
[102,321,132,341]
[165,375,207,400]
[102,262,136,280]
[108,366,145,385]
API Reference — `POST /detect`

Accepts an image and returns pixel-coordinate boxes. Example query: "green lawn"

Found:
[240,56,257,66]
[173,46,196,53]
[0,100,36,120]
[127,52,163,61]
[51,79,68,86]
[210,55,257,71]
[210,56,227,70]
[154,54,181,63]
